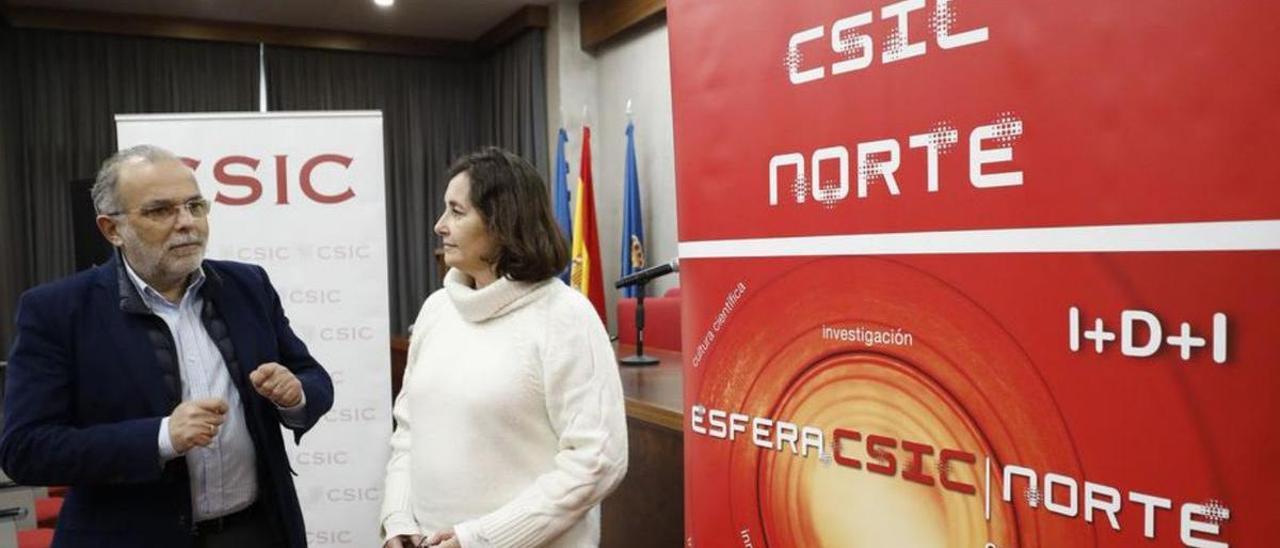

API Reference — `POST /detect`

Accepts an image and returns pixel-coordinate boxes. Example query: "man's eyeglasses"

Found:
[105,198,211,224]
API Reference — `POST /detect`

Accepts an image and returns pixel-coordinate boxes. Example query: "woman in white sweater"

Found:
[380,148,628,548]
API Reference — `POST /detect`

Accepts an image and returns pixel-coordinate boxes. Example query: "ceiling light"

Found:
[375,0,394,7]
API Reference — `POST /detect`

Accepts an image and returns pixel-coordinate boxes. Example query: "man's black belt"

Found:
[194,503,259,536]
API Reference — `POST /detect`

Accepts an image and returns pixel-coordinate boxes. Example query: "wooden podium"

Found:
[602,344,684,548]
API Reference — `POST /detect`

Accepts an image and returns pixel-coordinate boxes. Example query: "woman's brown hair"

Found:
[447,147,570,282]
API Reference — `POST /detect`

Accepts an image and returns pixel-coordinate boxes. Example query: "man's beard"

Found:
[120,227,205,287]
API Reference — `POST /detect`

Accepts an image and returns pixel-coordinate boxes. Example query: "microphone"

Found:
[615,258,680,288]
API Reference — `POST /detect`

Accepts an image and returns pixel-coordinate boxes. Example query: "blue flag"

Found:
[620,121,646,297]
[553,128,573,282]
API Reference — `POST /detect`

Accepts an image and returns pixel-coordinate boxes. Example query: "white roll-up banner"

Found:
[117,111,392,548]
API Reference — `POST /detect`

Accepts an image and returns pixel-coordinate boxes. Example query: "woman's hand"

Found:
[383,534,424,548]
[425,527,460,547]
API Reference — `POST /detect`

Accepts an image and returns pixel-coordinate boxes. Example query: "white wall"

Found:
[546,1,678,333]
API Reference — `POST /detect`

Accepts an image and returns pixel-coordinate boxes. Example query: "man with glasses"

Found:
[0,145,333,548]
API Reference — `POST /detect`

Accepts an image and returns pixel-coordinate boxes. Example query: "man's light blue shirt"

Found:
[124,258,305,521]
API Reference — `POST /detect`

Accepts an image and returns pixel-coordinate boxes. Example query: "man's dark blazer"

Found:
[0,253,334,547]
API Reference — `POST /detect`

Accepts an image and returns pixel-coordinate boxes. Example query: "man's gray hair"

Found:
[91,145,182,214]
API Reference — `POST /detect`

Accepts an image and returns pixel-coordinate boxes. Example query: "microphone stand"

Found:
[619,280,660,366]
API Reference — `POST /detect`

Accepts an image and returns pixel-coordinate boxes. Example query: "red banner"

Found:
[669,1,1280,546]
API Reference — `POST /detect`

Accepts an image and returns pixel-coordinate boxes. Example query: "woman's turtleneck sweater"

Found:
[380,268,628,547]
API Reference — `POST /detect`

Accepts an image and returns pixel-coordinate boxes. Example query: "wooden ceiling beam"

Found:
[579,0,665,50]
[477,5,549,51]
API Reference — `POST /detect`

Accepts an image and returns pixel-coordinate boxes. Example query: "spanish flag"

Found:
[570,126,607,322]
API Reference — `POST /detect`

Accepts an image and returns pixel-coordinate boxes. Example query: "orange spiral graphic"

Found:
[690,257,1092,547]
[754,352,1013,546]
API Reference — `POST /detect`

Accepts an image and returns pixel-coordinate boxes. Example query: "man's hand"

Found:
[383,535,423,548]
[249,362,302,407]
[168,398,228,453]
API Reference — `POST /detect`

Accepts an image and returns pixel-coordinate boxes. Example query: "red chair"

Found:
[35,497,62,529]
[17,528,54,548]
[616,287,682,351]
[45,487,68,498]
